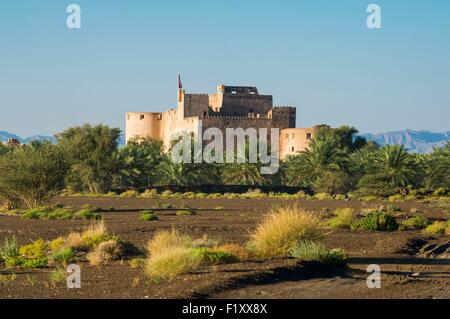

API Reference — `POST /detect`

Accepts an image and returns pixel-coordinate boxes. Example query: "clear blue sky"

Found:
[1,0,449,137]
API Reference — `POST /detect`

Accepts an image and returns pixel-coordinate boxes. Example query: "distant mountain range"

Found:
[0,131,57,145]
[361,130,450,153]
[1,130,449,154]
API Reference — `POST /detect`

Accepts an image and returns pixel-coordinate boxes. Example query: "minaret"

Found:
[178,73,184,102]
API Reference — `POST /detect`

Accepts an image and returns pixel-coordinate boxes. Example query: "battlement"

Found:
[203,115,271,120]
[185,93,209,98]
[218,85,259,95]
[273,106,296,110]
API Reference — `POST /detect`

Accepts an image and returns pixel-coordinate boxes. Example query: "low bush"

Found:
[74,209,102,220]
[140,210,158,221]
[20,207,101,220]
[176,209,196,216]
[20,258,48,269]
[388,194,404,202]
[290,241,346,267]
[87,240,125,266]
[401,215,431,230]
[328,208,356,229]
[423,221,449,236]
[248,205,325,258]
[194,248,239,265]
[51,247,76,265]
[352,212,399,232]
[19,239,48,259]
[1,237,50,269]
[49,237,66,252]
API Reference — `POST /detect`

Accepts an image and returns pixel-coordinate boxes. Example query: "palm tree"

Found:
[424,142,450,190]
[357,145,419,196]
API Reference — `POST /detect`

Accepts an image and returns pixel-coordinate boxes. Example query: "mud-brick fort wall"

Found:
[125,84,328,158]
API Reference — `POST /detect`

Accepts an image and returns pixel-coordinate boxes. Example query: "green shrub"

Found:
[74,209,102,220]
[423,221,448,236]
[140,210,158,221]
[194,248,239,265]
[290,241,347,267]
[161,203,172,209]
[49,237,65,252]
[176,209,196,216]
[20,257,48,269]
[401,215,431,230]
[328,208,356,229]
[46,209,74,220]
[353,212,399,232]
[51,248,76,265]
[19,239,49,259]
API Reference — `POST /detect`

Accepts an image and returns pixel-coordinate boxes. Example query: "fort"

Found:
[125,83,328,159]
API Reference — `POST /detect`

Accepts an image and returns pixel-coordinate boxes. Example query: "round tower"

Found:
[125,112,162,144]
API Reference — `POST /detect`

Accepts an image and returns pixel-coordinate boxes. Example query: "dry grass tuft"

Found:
[144,247,203,281]
[249,205,325,258]
[87,240,125,266]
[145,229,191,257]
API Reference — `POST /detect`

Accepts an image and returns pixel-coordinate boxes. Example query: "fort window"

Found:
[292,147,295,152]
[285,134,289,140]
[306,133,312,140]
[157,114,162,120]
[204,111,207,117]
[140,115,145,120]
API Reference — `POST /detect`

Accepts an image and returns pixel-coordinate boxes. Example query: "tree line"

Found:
[0,124,448,209]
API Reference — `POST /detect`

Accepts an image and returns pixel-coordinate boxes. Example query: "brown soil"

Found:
[0,197,449,299]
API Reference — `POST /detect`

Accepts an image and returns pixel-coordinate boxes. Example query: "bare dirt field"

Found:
[0,197,449,299]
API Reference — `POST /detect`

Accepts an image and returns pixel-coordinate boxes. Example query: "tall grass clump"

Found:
[146,229,192,257]
[144,229,240,281]
[248,205,325,258]
[144,229,199,281]
[145,247,203,281]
